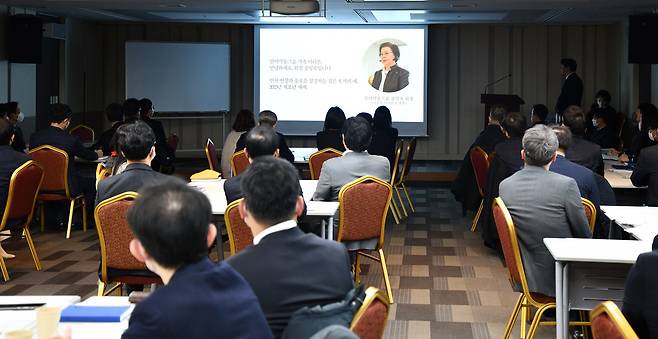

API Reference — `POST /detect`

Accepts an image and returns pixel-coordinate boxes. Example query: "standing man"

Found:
[555,58,583,123]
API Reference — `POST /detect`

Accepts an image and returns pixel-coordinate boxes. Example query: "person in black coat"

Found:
[226,157,353,338]
[618,103,658,163]
[588,112,619,149]
[631,118,658,206]
[91,103,123,156]
[452,105,506,213]
[530,104,549,126]
[555,58,583,122]
[122,181,273,339]
[622,237,658,339]
[4,102,26,152]
[235,110,294,164]
[587,90,618,137]
[563,106,604,175]
[316,106,346,152]
[139,98,174,172]
[368,106,398,168]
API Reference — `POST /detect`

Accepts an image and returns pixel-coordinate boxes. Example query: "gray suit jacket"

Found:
[312,151,390,201]
[499,166,591,297]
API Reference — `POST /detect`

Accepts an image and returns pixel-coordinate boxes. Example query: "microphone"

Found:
[483,74,512,94]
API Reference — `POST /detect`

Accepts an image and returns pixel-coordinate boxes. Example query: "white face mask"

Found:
[592,119,598,127]
[17,112,24,123]
[649,130,656,142]
[596,99,604,108]
[639,121,642,131]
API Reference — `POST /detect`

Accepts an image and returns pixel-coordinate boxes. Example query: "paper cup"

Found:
[36,307,61,339]
[4,330,32,339]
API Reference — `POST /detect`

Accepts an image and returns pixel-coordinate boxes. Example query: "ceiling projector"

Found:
[270,0,320,15]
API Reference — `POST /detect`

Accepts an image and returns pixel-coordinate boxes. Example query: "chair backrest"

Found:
[581,197,596,233]
[309,148,343,180]
[337,176,392,248]
[469,146,490,197]
[94,192,148,283]
[224,199,254,256]
[350,287,390,339]
[69,124,95,143]
[167,133,179,153]
[590,301,639,339]
[231,150,250,176]
[390,141,404,186]
[616,113,627,139]
[205,138,220,172]
[0,160,44,230]
[28,145,71,198]
[396,138,416,185]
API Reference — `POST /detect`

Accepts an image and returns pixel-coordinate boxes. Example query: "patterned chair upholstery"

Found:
[469,146,490,232]
[69,124,95,143]
[581,197,597,233]
[231,150,250,176]
[350,287,390,339]
[29,145,87,239]
[224,199,253,256]
[337,176,394,304]
[308,148,342,180]
[590,301,638,339]
[0,160,44,281]
[95,192,161,296]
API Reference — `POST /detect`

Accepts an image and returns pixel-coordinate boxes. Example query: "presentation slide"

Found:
[255,26,427,136]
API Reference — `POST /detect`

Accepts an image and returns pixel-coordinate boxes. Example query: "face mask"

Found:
[596,99,604,108]
[17,112,24,123]
[592,119,598,127]
[649,130,656,142]
[639,121,642,131]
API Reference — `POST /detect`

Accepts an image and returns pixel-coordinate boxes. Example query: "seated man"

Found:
[96,121,169,204]
[499,125,591,297]
[622,237,658,339]
[227,157,353,338]
[91,103,123,156]
[631,116,658,206]
[121,181,273,339]
[139,98,174,171]
[530,104,549,126]
[588,112,619,149]
[235,110,294,163]
[312,117,390,201]
[563,105,604,175]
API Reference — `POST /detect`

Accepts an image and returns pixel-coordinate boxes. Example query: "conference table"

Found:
[290,147,318,164]
[603,159,637,189]
[601,205,658,241]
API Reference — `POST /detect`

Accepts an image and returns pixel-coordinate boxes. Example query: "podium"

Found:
[480,94,524,127]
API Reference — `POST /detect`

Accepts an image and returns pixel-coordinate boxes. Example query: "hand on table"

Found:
[95,149,104,158]
[48,327,71,339]
[619,154,630,163]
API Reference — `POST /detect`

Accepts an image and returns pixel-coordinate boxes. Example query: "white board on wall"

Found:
[125,41,230,112]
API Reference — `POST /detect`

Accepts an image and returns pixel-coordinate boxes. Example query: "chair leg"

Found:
[401,183,415,212]
[470,200,484,232]
[66,200,75,239]
[389,199,400,224]
[503,294,524,339]
[378,249,394,304]
[354,253,362,285]
[0,256,8,281]
[40,202,45,232]
[97,280,106,297]
[527,304,554,339]
[81,199,88,233]
[24,228,42,271]
[520,299,528,339]
[394,187,408,218]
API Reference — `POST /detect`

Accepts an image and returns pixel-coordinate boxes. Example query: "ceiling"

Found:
[3,0,658,24]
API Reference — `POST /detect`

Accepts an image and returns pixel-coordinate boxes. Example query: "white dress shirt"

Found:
[378,68,390,91]
[252,219,297,245]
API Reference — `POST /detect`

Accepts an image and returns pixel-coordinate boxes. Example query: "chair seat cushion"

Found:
[103,267,161,285]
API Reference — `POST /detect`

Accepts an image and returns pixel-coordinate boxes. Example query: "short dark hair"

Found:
[563,105,587,136]
[115,121,155,160]
[356,112,373,126]
[595,90,611,103]
[241,157,301,225]
[258,110,277,127]
[0,119,14,145]
[245,125,279,159]
[138,98,153,118]
[232,109,256,132]
[532,104,549,123]
[0,103,7,119]
[489,105,507,123]
[561,58,577,72]
[379,42,400,62]
[49,103,72,123]
[128,180,212,269]
[501,112,527,138]
[6,102,18,116]
[123,98,140,122]
[373,106,393,130]
[323,107,346,131]
[105,103,123,123]
[551,125,572,150]
[342,117,372,152]
[638,103,658,131]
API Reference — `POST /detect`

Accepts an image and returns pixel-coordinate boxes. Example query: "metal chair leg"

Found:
[97,281,106,296]
[401,183,415,212]
[66,200,75,239]
[470,200,484,232]
[378,249,394,304]
[24,228,42,271]
[389,199,400,224]
[0,256,8,281]
[82,198,88,233]
[503,294,524,339]
[527,304,555,339]
[520,298,528,339]
[394,187,408,218]
[40,202,45,232]
[354,253,362,285]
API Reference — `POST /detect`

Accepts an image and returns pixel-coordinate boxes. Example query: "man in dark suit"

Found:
[139,98,174,172]
[563,105,604,175]
[122,181,273,339]
[4,102,26,152]
[227,157,353,338]
[91,103,123,156]
[588,112,619,149]
[622,237,658,339]
[631,122,658,206]
[555,58,583,122]
[235,110,294,164]
[370,42,409,92]
[96,121,169,205]
[500,125,591,297]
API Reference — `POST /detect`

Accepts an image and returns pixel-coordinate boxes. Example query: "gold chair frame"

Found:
[581,197,597,233]
[388,141,404,224]
[393,138,416,217]
[231,149,249,177]
[590,301,639,339]
[308,148,343,180]
[350,287,390,337]
[224,198,253,256]
[204,138,219,172]
[69,124,95,142]
[469,146,490,232]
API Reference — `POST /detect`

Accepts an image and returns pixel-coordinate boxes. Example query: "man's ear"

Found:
[295,196,304,218]
[129,239,147,263]
[207,224,217,248]
[238,199,247,220]
[520,149,526,162]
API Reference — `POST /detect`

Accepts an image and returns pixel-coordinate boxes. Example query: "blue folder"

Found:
[60,305,131,323]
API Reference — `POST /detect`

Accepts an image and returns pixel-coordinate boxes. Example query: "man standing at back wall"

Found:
[554,58,583,123]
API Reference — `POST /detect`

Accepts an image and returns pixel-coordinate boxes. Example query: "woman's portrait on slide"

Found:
[369,41,409,93]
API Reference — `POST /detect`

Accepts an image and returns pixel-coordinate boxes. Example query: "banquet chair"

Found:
[69,124,95,143]
[95,192,161,296]
[0,160,44,281]
[308,148,342,180]
[205,138,220,172]
[350,287,390,339]
[337,176,394,304]
[224,199,253,256]
[231,150,250,176]
[29,145,87,239]
[469,146,490,232]
[581,197,597,233]
[590,301,638,339]
[95,163,111,189]
[393,138,416,216]
[388,141,404,224]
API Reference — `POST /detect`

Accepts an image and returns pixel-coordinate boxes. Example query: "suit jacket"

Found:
[312,151,390,201]
[371,64,409,92]
[0,146,31,218]
[316,130,345,152]
[91,122,123,156]
[11,125,26,152]
[142,117,173,169]
[588,126,619,149]
[499,166,591,297]
[550,155,601,208]
[629,131,657,159]
[622,248,658,339]
[122,258,273,339]
[96,163,170,204]
[224,174,307,220]
[631,144,658,206]
[566,136,604,176]
[555,72,583,115]
[226,227,353,338]
[368,127,398,169]
[235,130,295,164]
[29,126,99,196]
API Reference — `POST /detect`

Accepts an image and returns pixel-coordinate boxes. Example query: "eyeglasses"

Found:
[379,51,393,56]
